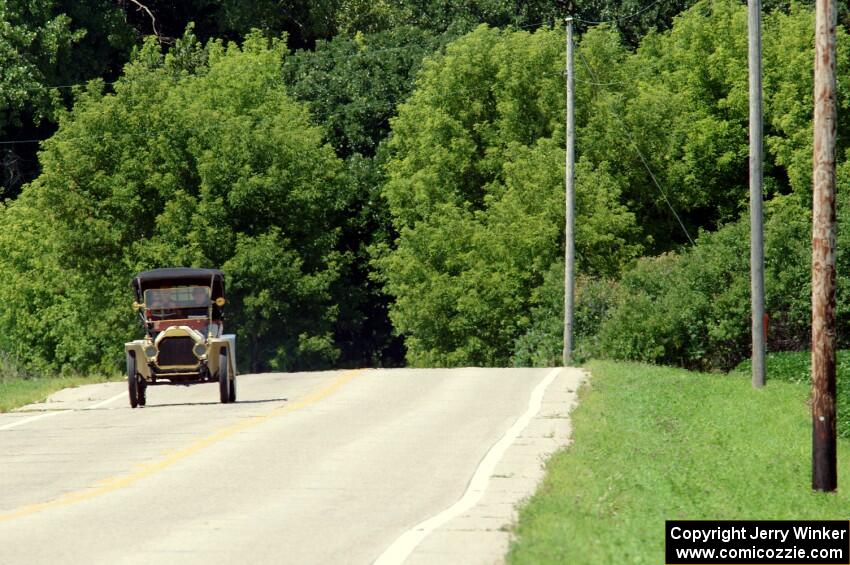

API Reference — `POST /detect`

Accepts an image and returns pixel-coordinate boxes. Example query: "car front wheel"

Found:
[128,355,139,409]
[138,378,147,406]
[219,351,229,404]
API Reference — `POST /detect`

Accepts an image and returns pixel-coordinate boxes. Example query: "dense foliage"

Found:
[587,198,810,370]
[378,1,850,371]
[0,0,134,197]
[0,34,345,373]
[280,26,453,365]
[377,26,642,366]
[2,0,849,376]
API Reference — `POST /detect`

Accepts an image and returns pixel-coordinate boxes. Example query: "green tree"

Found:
[0,0,132,133]
[572,1,849,246]
[335,0,564,36]
[378,26,641,366]
[509,1,850,370]
[379,1,850,368]
[283,26,447,159]
[0,33,344,373]
[0,0,134,197]
[282,26,450,365]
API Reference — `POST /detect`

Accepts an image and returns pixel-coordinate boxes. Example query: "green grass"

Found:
[734,349,850,387]
[508,360,850,564]
[0,351,124,412]
[0,374,123,412]
[732,349,850,384]
[733,350,850,437]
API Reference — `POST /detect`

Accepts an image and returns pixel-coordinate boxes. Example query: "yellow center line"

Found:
[0,369,363,523]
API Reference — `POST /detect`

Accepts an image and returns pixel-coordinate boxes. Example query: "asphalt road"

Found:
[0,367,584,565]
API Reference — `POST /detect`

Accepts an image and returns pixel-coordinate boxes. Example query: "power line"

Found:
[574,76,632,87]
[574,0,666,25]
[514,1,666,30]
[577,49,694,245]
[513,19,557,30]
[49,81,118,90]
[0,127,187,146]
[0,139,44,146]
[539,67,636,87]
[18,18,594,98]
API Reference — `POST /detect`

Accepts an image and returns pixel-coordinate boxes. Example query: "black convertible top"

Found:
[132,267,225,301]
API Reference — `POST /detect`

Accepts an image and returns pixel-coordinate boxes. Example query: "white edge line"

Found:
[373,367,563,565]
[0,388,126,431]
[0,410,72,431]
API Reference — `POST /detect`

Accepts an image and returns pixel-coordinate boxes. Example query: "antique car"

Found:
[125,268,237,408]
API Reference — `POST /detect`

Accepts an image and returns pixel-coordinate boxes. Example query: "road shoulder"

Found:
[398,367,587,565]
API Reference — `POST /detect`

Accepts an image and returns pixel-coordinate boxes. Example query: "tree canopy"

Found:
[377,0,850,368]
[0,33,345,373]
[0,0,134,197]
[378,25,641,366]
[2,0,848,375]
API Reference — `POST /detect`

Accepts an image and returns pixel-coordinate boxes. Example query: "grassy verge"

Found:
[733,350,850,437]
[0,374,123,412]
[508,360,850,564]
[731,349,850,384]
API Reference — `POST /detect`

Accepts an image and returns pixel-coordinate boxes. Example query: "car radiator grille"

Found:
[157,337,197,367]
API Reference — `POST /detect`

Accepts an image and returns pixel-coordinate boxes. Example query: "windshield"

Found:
[144,286,210,310]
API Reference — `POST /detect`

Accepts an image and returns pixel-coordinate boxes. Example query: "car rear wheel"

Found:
[128,355,139,409]
[219,351,229,404]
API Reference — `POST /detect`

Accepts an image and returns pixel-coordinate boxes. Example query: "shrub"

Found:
[515,195,819,372]
[594,221,752,370]
[512,261,618,367]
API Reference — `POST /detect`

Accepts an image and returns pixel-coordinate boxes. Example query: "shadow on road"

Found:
[89,398,289,410]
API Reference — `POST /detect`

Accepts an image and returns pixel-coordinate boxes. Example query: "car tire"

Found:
[219,351,229,404]
[138,379,147,406]
[228,371,236,403]
[128,355,139,409]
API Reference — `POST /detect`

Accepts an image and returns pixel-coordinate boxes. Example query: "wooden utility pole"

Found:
[812,0,838,492]
[748,0,766,388]
[563,17,575,367]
